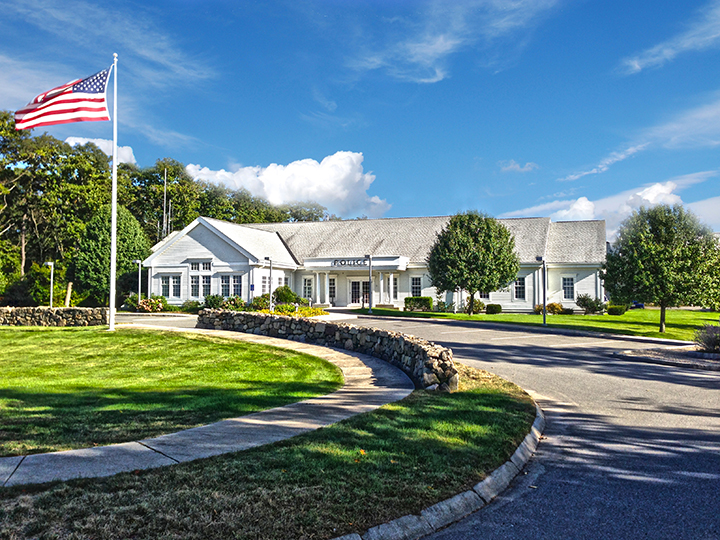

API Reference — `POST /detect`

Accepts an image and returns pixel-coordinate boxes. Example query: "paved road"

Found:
[334,315,720,540]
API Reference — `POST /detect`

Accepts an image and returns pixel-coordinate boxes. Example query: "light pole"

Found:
[536,256,547,326]
[44,262,54,308]
[365,254,373,314]
[133,260,142,304]
[265,256,274,311]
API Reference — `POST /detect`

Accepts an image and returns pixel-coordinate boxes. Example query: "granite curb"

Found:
[331,401,546,540]
[611,350,720,371]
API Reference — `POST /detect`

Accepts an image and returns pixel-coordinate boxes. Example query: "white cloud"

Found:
[559,143,649,182]
[643,94,720,148]
[65,137,136,164]
[499,159,539,173]
[502,171,719,239]
[350,0,561,83]
[186,151,391,218]
[620,0,720,74]
[687,195,720,231]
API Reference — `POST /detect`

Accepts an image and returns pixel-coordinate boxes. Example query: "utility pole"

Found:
[162,168,168,238]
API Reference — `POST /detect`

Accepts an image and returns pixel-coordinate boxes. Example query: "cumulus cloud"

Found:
[65,137,136,164]
[687,195,720,231]
[499,159,539,173]
[620,0,720,74]
[501,171,718,239]
[186,151,391,218]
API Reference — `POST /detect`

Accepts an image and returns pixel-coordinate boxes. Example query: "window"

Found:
[303,277,313,299]
[514,277,525,300]
[284,277,289,287]
[202,276,211,297]
[478,291,490,299]
[278,277,283,287]
[411,276,422,297]
[202,262,211,271]
[172,276,181,298]
[262,276,268,294]
[328,278,336,300]
[563,277,575,300]
[221,275,230,297]
[233,275,242,296]
[161,276,170,297]
[190,262,199,271]
[362,281,370,303]
[191,276,199,297]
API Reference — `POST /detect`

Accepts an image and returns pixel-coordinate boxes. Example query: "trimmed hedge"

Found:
[404,296,433,312]
[486,303,502,314]
[607,305,627,315]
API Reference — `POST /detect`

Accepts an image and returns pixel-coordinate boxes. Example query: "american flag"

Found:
[15,67,112,130]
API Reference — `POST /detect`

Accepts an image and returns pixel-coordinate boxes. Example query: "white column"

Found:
[324,272,329,304]
[389,273,394,304]
[315,272,320,304]
[379,272,384,304]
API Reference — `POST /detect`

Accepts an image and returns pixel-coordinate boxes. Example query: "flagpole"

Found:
[109,53,118,331]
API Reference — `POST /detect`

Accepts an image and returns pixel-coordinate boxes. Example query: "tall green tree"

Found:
[71,205,150,306]
[603,204,719,332]
[427,212,520,314]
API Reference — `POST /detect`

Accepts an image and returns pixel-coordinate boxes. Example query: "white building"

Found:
[143,216,606,313]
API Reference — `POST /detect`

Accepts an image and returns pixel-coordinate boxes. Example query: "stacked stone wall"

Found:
[0,307,108,327]
[197,309,459,391]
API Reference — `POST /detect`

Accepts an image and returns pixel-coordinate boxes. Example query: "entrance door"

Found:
[351,281,361,304]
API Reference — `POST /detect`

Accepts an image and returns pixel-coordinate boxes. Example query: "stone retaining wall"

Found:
[0,307,108,327]
[197,309,459,391]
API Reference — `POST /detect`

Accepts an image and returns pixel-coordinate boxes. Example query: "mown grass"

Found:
[0,327,343,457]
[0,364,535,540]
[356,307,720,342]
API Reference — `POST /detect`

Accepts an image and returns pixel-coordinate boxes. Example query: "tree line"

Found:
[0,110,337,306]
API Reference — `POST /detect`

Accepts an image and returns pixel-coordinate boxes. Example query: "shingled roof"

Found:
[243,215,604,265]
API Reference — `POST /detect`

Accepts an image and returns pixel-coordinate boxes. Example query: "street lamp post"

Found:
[44,262,54,308]
[265,257,274,311]
[133,260,142,304]
[536,256,547,326]
[365,254,373,314]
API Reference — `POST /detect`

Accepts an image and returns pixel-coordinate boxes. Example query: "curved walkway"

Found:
[0,324,414,487]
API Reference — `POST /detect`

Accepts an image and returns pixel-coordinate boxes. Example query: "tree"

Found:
[427,212,519,314]
[603,204,719,332]
[71,205,150,306]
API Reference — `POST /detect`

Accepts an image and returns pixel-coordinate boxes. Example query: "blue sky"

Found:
[1,0,719,237]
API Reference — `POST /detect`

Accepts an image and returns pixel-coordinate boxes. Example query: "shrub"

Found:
[259,306,328,318]
[404,296,433,312]
[533,304,544,315]
[546,302,564,315]
[434,300,455,313]
[272,285,307,306]
[464,298,485,315]
[486,303,502,314]
[181,300,202,313]
[248,293,271,311]
[695,324,720,353]
[607,305,627,316]
[137,295,167,312]
[203,294,224,309]
[221,295,245,311]
[273,303,298,315]
[124,293,140,311]
[576,293,606,314]
[561,308,575,315]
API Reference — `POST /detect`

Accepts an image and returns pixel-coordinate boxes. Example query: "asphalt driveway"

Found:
[335,315,720,540]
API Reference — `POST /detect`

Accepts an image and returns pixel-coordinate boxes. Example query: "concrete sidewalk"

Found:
[1,325,415,487]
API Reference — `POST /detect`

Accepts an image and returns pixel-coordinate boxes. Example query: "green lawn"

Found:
[0,363,535,540]
[356,307,720,342]
[0,327,343,457]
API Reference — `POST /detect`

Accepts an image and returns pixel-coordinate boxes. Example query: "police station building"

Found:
[143,215,606,313]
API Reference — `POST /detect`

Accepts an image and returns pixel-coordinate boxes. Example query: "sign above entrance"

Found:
[332,258,367,267]
[304,255,409,271]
